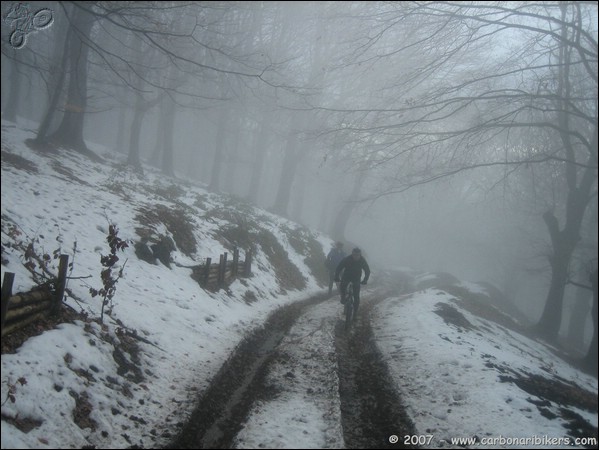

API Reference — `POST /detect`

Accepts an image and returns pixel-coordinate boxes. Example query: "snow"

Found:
[234,301,343,449]
[2,120,598,449]
[1,120,326,448]
[372,290,598,448]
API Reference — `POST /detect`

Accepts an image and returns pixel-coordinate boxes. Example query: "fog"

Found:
[1,2,597,349]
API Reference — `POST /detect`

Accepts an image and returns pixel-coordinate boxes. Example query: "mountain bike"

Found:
[343,282,356,330]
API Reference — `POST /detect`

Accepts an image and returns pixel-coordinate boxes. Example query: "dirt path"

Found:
[335,297,416,449]
[166,291,415,449]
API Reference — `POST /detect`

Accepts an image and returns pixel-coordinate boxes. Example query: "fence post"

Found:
[1,272,15,334]
[232,248,239,277]
[217,254,224,288]
[219,253,228,288]
[243,249,252,277]
[203,257,212,286]
[53,254,69,314]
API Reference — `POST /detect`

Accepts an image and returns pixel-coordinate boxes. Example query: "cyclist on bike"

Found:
[334,247,370,316]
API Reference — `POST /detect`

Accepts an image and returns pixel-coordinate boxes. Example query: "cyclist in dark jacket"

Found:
[326,241,346,295]
[334,247,370,316]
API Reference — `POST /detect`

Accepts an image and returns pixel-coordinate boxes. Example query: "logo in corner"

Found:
[4,2,54,49]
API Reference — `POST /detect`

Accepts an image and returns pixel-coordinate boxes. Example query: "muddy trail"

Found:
[166,292,416,449]
[335,299,417,449]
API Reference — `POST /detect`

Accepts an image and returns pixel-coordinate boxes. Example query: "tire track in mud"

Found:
[167,293,329,449]
[167,291,416,449]
[334,295,417,449]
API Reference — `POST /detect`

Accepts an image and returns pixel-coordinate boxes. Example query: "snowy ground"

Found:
[2,120,598,449]
[373,287,598,448]
[1,120,328,448]
[234,300,344,449]
[224,283,598,449]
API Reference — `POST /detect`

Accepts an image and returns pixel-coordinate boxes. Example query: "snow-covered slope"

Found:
[372,270,598,448]
[1,121,597,449]
[1,120,331,449]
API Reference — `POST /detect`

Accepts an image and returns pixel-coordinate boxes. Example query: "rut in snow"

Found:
[167,292,416,449]
[335,296,417,449]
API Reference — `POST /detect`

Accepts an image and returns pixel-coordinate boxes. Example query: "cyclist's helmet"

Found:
[352,247,361,255]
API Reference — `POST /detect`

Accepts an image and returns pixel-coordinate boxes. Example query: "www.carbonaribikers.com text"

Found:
[450,435,597,447]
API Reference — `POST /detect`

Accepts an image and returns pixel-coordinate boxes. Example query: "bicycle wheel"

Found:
[345,300,353,330]
[9,30,26,49]
[33,9,53,29]
[345,285,354,330]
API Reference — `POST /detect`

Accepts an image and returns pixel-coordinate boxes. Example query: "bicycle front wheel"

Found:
[345,300,353,330]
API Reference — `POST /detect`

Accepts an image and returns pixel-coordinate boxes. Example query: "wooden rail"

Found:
[1,255,69,337]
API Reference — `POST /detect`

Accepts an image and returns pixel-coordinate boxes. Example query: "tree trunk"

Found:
[36,8,70,138]
[247,117,270,203]
[3,50,22,123]
[149,97,164,168]
[115,99,127,153]
[291,157,306,223]
[567,279,593,351]
[209,106,228,192]
[582,269,598,376]
[225,112,241,194]
[272,131,301,216]
[161,95,176,177]
[330,171,366,240]
[127,95,145,172]
[536,211,577,340]
[186,133,201,180]
[48,6,94,154]
[36,31,69,143]
[318,188,332,232]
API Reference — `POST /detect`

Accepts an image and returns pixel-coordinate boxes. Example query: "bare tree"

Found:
[209,99,230,192]
[271,2,335,217]
[47,3,95,154]
[2,49,23,122]
[319,2,597,344]
[32,1,288,160]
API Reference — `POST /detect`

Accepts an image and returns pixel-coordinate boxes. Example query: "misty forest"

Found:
[1,1,598,447]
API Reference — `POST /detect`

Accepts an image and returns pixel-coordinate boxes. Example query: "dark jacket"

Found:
[326,248,346,272]
[335,255,370,282]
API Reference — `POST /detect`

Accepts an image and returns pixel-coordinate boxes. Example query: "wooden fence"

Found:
[191,248,253,291]
[1,254,69,337]
[1,248,253,337]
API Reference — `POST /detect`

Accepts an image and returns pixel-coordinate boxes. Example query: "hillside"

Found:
[1,120,597,449]
[1,120,333,448]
